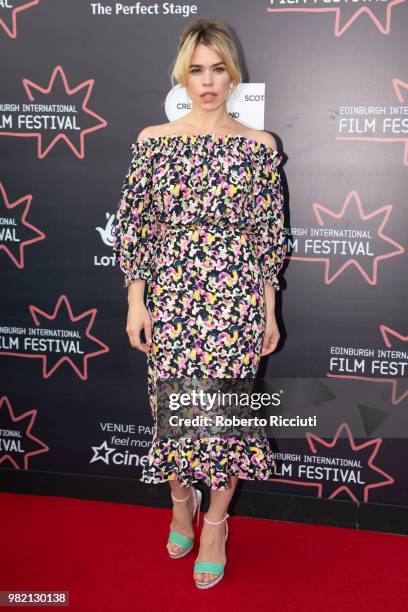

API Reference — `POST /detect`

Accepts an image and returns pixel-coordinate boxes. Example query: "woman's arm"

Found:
[261,281,279,356]
[112,129,157,354]
[250,132,287,355]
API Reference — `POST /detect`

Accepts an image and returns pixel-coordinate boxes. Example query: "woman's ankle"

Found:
[170,483,191,501]
[204,511,228,523]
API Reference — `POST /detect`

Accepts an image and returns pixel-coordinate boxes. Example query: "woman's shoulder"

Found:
[132,123,182,155]
[136,124,167,141]
[130,125,168,157]
[244,131,283,173]
[245,129,278,151]
[136,123,183,142]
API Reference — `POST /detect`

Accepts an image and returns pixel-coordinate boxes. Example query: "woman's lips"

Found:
[201,93,217,100]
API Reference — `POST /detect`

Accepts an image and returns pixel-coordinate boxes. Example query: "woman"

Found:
[112,18,287,589]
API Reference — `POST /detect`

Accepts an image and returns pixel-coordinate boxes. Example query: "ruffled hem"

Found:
[123,268,151,287]
[140,435,276,491]
[263,273,281,291]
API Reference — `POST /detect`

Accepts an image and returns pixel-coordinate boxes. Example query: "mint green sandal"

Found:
[193,513,229,589]
[167,486,202,559]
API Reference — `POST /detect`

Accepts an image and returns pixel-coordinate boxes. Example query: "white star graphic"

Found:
[90,440,115,465]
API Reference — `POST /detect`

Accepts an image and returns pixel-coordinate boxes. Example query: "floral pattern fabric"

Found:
[112,134,286,490]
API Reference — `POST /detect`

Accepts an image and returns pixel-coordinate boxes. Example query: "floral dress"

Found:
[112,133,286,490]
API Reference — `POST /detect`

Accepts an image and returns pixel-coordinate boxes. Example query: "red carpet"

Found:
[1,491,407,611]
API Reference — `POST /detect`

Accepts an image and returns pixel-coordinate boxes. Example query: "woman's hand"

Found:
[261,281,280,356]
[126,301,152,354]
[261,313,280,356]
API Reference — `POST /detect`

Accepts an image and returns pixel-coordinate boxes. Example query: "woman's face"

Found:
[185,43,232,109]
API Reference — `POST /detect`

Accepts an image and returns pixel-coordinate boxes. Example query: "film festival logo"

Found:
[336,79,408,166]
[272,422,393,503]
[0,65,107,158]
[0,0,39,39]
[328,325,408,406]
[0,395,48,470]
[267,0,406,36]
[0,294,109,379]
[286,190,404,285]
[0,182,45,269]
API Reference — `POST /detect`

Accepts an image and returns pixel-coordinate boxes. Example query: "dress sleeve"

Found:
[111,140,158,287]
[251,148,287,291]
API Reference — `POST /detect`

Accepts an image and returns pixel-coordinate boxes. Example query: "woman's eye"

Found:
[190,67,225,73]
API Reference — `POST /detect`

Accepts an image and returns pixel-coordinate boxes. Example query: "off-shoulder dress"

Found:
[112,133,286,490]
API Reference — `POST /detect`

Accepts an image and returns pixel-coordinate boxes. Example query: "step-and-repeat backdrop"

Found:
[0,1,407,512]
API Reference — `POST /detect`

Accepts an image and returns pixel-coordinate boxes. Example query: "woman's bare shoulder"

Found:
[226,121,278,149]
[246,129,278,150]
[136,123,278,149]
[136,123,181,142]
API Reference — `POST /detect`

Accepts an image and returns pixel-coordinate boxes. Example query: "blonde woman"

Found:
[112,18,287,589]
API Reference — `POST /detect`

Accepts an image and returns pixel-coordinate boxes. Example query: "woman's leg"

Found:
[193,475,238,584]
[166,480,196,555]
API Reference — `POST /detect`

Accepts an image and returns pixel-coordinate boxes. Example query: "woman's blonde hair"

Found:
[170,18,242,97]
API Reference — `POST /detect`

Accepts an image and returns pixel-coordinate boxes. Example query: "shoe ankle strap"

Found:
[203,512,229,525]
[171,486,191,503]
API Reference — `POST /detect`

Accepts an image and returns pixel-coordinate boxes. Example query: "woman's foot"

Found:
[193,513,227,585]
[167,486,197,556]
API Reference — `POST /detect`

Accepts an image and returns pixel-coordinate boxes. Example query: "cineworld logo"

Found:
[90,440,149,467]
[267,0,406,36]
[0,65,107,158]
[327,325,408,405]
[286,191,404,285]
[0,0,39,39]
[0,395,49,469]
[0,294,109,379]
[336,79,408,166]
[271,423,393,503]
